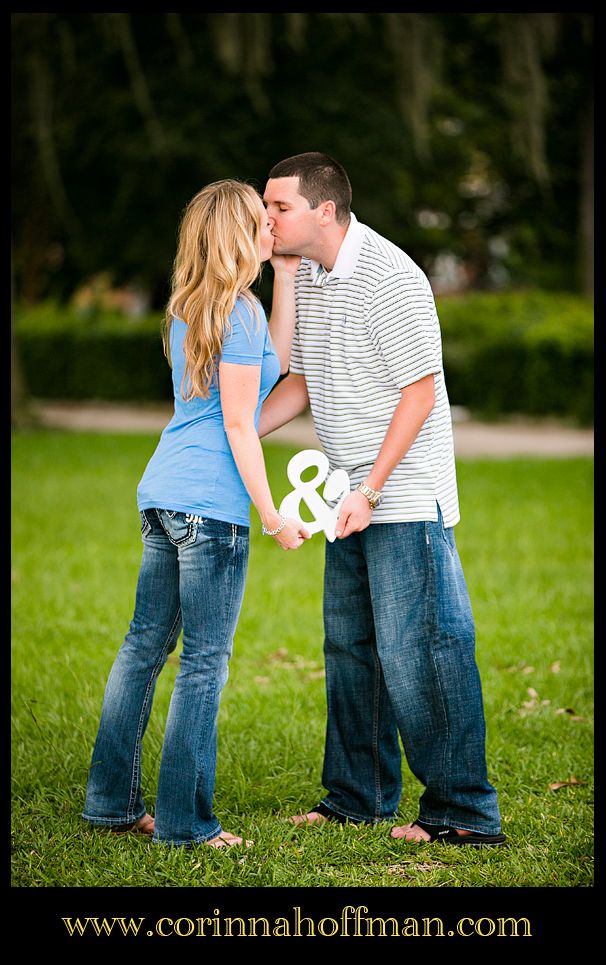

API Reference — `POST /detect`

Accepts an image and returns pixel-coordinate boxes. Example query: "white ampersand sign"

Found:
[279,449,351,543]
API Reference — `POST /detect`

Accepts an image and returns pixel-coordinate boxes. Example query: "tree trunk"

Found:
[578,91,594,298]
[11,258,37,429]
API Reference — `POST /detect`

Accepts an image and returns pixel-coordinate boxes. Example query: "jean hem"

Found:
[82,810,146,827]
[418,814,502,835]
[321,798,396,824]
[151,825,223,847]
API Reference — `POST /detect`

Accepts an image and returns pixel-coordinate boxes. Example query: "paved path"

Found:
[31,400,593,458]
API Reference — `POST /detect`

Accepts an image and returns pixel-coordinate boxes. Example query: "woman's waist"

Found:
[162,419,234,452]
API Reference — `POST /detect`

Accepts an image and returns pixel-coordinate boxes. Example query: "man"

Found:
[260,152,505,846]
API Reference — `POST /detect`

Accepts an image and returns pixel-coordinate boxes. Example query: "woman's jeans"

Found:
[321,508,502,835]
[82,509,249,846]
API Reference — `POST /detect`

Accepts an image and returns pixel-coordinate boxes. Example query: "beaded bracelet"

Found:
[262,515,286,536]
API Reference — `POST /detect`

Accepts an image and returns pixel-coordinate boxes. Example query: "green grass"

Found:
[11,431,593,889]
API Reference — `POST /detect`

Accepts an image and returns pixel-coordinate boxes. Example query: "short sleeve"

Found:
[288,321,304,375]
[365,271,442,389]
[221,298,266,365]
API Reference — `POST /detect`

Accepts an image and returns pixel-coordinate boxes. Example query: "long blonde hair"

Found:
[163,179,264,401]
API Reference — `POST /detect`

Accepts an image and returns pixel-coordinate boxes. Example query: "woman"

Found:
[82,180,309,848]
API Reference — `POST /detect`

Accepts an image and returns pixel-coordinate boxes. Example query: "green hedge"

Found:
[437,291,593,424]
[14,304,172,402]
[14,290,594,423]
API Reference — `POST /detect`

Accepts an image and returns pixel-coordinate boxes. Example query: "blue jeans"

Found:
[82,509,249,846]
[320,508,502,834]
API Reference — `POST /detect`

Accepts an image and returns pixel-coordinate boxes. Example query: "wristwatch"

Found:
[356,483,383,509]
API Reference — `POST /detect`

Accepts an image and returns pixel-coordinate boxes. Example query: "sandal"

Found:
[409,818,506,847]
[290,802,354,825]
[110,813,155,835]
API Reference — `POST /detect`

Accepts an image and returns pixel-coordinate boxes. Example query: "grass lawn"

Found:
[11,431,593,897]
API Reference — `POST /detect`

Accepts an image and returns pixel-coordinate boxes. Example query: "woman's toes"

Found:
[134,814,155,834]
[206,832,253,849]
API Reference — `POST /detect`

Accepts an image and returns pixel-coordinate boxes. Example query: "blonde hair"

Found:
[163,179,264,401]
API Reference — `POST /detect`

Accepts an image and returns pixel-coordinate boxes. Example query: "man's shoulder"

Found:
[359,223,428,285]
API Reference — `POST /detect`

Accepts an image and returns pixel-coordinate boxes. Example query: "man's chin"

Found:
[272,241,294,255]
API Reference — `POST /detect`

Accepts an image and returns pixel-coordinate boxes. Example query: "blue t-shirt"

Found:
[137,297,280,527]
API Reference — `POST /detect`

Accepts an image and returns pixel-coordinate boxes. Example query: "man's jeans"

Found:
[321,508,502,834]
[82,509,249,846]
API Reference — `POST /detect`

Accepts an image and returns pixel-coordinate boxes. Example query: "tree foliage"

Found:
[11,12,593,306]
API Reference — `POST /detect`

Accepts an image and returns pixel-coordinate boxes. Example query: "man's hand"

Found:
[335,491,373,539]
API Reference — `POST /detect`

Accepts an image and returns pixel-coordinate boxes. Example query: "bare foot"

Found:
[289,811,329,827]
[110,813,155,835]
[133,813,155,835]
[390,822,473,841]
[390,822,430,841]
[205,831,253,849]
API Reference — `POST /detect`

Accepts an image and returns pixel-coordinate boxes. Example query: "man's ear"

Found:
[318,200,336,225]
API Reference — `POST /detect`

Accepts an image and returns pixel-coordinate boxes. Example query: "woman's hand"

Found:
[268,255,301,374]
[270,253,301,276]
[272,517,311,551]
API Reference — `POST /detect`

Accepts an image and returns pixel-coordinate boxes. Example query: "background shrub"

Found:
[437,291,593,423]
[14,290,593,422]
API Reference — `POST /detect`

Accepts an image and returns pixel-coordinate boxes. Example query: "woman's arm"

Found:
[258,373,309,438]
[268,255,301,373]
[220,360,310,549]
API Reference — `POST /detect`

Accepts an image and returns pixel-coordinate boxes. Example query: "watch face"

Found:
[358,484,381,507]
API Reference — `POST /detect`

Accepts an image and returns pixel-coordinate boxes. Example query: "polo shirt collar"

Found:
[309,212,365,282]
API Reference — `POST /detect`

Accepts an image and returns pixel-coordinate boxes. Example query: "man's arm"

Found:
[335,373,436,539]
[258,372,310,438]
[363,373,435,492]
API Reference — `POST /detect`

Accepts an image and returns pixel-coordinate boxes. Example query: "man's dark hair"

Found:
[268,152,352,225]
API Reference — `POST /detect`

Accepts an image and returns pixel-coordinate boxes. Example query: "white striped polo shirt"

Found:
[289,213,460,526]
